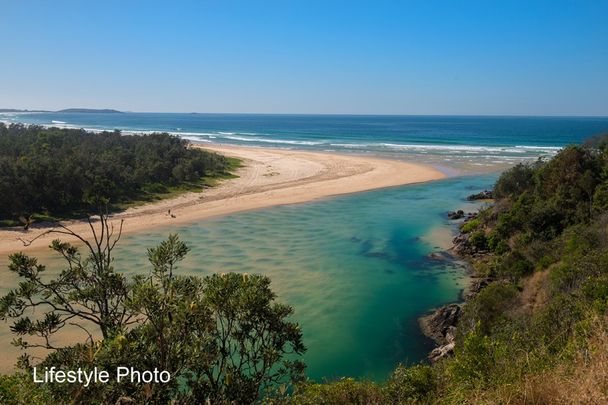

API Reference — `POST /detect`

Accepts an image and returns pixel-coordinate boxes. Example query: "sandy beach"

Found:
[0,144,445,255]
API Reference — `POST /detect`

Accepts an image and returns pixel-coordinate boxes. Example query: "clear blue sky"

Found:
[2,0,607,115]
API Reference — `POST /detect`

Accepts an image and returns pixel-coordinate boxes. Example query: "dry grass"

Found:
[463,316,608,405]
[517,269,550,316]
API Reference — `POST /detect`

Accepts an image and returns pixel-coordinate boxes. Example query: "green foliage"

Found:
[486,230,509,254]
[0,123,232,222]
[592,182,608,213]
[0,213,131,346]
[1,229,305,404]
[493,161,538,199]
[459,283,518,336]
[468,230,487,250]
[385,364,436,403]
[0,373,52,405]
[290,378,385,405]
[497,251,533,280]
[449,322,510,389]
[460,218,480,233]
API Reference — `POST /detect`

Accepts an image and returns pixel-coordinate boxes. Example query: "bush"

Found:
[469,230,488,250]
[386,364,436,403]
[449,322,510,388]
[459,283,518,336]
[291,378,385,405]
[494,162,537,199]
[498,251,534,280]
[0,373,53,405]
[461,218,481,233]
[487,230,509,254]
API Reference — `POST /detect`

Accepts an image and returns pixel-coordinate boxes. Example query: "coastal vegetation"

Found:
[0,215,305,403]
[0,123,237,226]
[1,134,608,403]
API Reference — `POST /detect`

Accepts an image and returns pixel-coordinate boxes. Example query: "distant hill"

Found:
[56,108,123,113]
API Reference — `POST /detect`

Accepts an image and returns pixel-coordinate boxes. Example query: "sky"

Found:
[1,1,607,115]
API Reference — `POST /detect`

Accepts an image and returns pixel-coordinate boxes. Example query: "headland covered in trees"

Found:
[0,123,235,227]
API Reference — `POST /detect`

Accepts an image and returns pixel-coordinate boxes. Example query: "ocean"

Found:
[1,113,607,380]
[3,112,608,168]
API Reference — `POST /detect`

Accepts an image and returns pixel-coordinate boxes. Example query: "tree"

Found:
[1,221,305,403]
[0,209,133,358]
[109,236,307,403]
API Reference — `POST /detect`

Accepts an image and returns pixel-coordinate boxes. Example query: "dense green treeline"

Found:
[0,124,234,225]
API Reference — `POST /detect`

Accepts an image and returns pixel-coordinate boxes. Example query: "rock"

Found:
[466,190,493,201]
[429,341,455,362]
[451,233,473,256]
[426,251,453,261]
[419,304,462,346]
[421,304,461,362]
[465,277,492,300]
[447,210,465,220]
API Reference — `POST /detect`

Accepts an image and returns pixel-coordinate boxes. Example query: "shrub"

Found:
[449,322,510,388]
[494,162,537,199]
[0,373,52,405]
[469,231,488,250]
[291,378,385,405]
[461,218,481,234]
[498,251,534,280]
[459,283,518,336]
[386,364,436,403]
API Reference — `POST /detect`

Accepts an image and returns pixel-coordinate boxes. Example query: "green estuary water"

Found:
[0,174,496,381]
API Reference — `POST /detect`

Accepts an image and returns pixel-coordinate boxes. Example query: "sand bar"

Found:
[0,144,445,255]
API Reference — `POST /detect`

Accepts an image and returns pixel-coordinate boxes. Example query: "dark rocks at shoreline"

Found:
[466,190,493,201]
[465,277,492,300]
[452,233,474,256]
[465,212,478,219]
[420,304,462,345]
[419,304,462,362]
[420,192,495,363]
[447,210,464,220]
[426,251,454,262]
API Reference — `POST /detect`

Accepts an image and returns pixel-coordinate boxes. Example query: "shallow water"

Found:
[0,174,496,380]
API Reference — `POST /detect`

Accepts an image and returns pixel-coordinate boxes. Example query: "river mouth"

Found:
[0,174,495,381]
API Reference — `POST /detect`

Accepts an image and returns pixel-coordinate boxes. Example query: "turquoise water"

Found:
[102,174,496,381]
[0,169,493,379]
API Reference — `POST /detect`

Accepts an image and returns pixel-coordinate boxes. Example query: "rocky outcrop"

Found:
[420,304,461,362]
[447,210,465,219]
[428,341,455,362]
[452,232,475,256]
[466,190,493,201]
[420,193,495,362]
[426,251,454,261]
[465,277,492,300]
[420,304,461,345]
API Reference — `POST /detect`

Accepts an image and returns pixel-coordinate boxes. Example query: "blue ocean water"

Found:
[3,112,608,165]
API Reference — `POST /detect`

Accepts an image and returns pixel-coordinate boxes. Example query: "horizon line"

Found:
[2,108,608,119]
